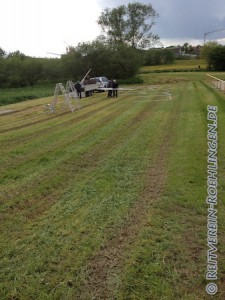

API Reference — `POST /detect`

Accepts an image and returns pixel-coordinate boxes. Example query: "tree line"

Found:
[0,2,162,88]
[1,2,224,88]
[0,43,177,88]
[201,42,225,71]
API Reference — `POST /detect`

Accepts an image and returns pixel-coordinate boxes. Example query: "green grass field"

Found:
[1,72,225,299]
[0,84,55,106]
[139,59,207,73]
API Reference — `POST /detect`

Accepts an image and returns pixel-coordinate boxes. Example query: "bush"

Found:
[119,76,144,84]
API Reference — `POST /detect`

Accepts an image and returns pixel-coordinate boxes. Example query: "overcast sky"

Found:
[1,0,225,57]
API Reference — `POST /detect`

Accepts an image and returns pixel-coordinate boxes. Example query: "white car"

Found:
[90,76,109,89]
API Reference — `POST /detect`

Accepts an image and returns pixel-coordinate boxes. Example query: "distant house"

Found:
[165,46,182,57]
[193,45,202,57]
[166,45,202,58]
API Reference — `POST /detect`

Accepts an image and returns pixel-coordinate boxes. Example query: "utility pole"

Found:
[204,28,225,45]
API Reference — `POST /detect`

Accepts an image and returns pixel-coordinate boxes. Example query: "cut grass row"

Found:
[1,88,173,298]
[1,73,225,299]
[116,79,225,299]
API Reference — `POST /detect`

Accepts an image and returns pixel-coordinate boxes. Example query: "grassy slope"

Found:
[0,73,225,299]
[139,59,207,73]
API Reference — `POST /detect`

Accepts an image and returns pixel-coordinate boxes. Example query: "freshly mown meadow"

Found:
[0,71,225,299]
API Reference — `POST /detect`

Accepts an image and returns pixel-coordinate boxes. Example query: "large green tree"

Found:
[63,40,142,79]
[201,42,225,71]
[97,2,159,49]
[209,45,225,71]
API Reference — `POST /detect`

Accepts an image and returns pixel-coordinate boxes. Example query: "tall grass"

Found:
[0,84,55,106]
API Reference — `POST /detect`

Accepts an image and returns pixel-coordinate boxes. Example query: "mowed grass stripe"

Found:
[0,91,123,137]
[0,92,118,134]
[78,84,179,299]
[0,95,173,298]
[115,81,225,299]
[2,75,224,299]
[113,81,205,299]
[1,98,155,205]
[1,97,165,226]
[0,97,151,206]
[0,94,96,130]
[0,94,133,170]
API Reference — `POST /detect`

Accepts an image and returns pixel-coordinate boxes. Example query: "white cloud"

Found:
[98,0,225,45]
[0,0,102,57]
[2,0,225,57]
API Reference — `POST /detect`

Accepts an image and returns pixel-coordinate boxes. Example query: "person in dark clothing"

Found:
[107,79,113,98]
[112,79,118,97]
[75,81,82,99]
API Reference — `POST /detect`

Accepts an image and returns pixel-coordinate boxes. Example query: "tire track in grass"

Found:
[79,92,179,299]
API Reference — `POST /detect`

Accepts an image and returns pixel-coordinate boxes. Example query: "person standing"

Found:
[112,79,118,97]
[75,81,82,99]
[107,79,113,98]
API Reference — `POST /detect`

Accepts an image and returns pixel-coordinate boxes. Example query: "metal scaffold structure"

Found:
[45,81,81,113]
[66,80,82,109]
